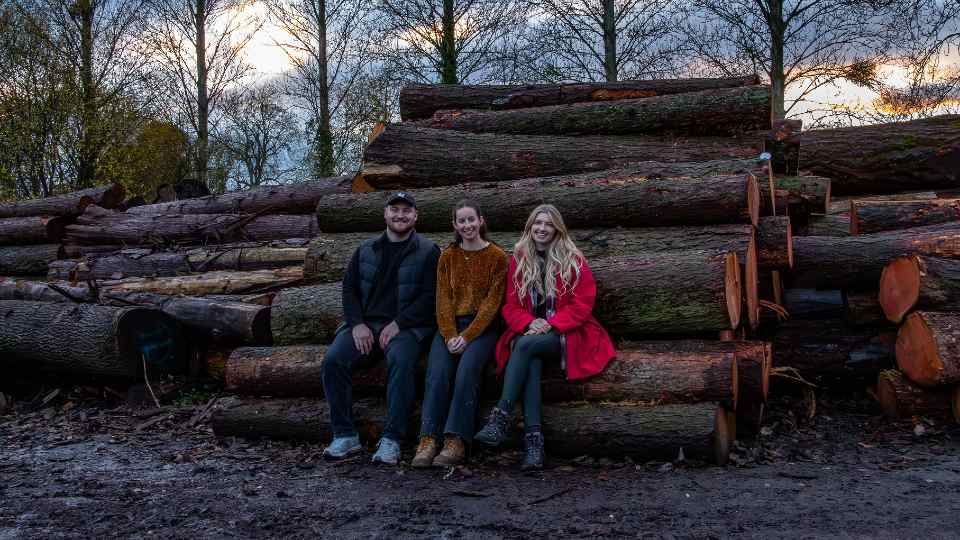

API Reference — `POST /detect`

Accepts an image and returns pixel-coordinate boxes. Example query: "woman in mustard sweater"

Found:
[412,200,508,468]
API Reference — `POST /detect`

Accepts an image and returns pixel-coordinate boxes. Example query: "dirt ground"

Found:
[2,387,960,539]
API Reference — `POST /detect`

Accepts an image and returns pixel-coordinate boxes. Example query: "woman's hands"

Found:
[446,336,467,354]
[524,318,552,335]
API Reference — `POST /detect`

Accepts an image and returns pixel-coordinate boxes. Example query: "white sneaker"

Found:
[323,435,362,460]
[371,437,401,465]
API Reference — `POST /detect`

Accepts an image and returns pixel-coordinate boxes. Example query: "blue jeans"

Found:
[321,325,427,441]
[497,332,561,432]
[419,316,498,442]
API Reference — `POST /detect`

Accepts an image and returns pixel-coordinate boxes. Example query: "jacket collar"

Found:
[373,230,419,251]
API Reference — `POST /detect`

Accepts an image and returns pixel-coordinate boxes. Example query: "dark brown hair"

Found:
[451,199,489,246]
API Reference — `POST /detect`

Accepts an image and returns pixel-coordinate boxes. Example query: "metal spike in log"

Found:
[851,199,960,235]
[399,75,761,120]
[0,184,124,218]
[896,311,960,387]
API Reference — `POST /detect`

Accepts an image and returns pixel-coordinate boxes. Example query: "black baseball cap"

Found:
[385,191,416,208]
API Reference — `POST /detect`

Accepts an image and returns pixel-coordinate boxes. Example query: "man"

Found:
[321,191,440,465]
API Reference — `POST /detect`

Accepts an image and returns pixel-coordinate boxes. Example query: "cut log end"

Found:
[745,236,759,330]
[725,251,742,330]
[115,308,183,376]
[786,221,794,268]
[351,172,375,193]
[895,312,941,387]
[713,406,733,466]
[879,256,920,324]
[747,173,760,227]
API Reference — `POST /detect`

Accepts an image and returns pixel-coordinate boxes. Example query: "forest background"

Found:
[1,0,958,201]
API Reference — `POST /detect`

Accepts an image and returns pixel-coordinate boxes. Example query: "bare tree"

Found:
[264,0,371,177]
[143,0,260,188]
[526,0,682,82]
[680,0,897,122]
[376,0,530,84]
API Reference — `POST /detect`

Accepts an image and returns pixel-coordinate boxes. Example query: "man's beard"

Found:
[387,219,413,234]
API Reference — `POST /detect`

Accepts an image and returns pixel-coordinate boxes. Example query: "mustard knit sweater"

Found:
[436,242,509,343]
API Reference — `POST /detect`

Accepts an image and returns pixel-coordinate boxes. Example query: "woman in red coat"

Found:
[474,204,615,469]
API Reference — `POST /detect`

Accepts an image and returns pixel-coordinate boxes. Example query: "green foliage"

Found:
[99,120,190,199]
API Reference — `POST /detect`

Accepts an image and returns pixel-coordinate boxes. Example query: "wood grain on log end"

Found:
[745,236,759,330]
[747,173,760,227]
[725,251,743,331]
[877,370,953,419]
[896,311,960,387]
[880,256,920,324]
[713,406,733,466]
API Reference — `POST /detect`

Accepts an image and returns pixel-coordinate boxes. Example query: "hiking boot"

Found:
[322,435,362,461]
[411,436,439,469]
[432,435,465,467]
[474,407,510,447]
[371,437,401,465]
[521,431,545,471]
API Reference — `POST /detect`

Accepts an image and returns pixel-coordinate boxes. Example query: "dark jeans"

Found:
[420,316,498,443]
[321,324,427,441]
[497,332,561,432]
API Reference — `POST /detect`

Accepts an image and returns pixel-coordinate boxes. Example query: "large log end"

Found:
[724,251,743,330]
[879,256,920,324]
[895,312,941,387]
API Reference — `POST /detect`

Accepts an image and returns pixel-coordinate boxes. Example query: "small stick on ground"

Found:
[527,487,574,506]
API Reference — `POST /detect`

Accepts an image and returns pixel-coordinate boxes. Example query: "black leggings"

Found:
[497,332,561,432]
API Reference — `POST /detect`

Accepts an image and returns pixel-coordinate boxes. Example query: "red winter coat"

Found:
[495,255,615,380]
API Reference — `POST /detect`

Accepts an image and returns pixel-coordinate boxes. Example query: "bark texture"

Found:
[0,245,62,275]
[761,176,831,215]
[269,283,344,345]
[224,345,387,397]
[96,267,304,297]
[799,214,849,237]
[851,199,960,235]
[320,174,759,232]
[0,216,71,245]
[0,184,124,218]
[0,279,95,303]
[360,124,760,189]
[877,370,953,419]
[127,176,350,215]
[211,398,389,443]
[0,300,182,378]
[399,75,762,120]
[773,319,895,377]
[896,311,960,387]
[423,85,770,137]
[880,256,960,323]
[757,216,792,269]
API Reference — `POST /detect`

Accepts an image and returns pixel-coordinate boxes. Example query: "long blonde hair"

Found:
[513,204,582,302]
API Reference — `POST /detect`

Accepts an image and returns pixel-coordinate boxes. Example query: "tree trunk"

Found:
[126,177,349,215]
[399,75,761,120]
[66,206,319,245]
[322,174,760,232]
[0,184,124,218]
[0,245,62,275]
[422,86,771,137]
[211,398,389,444]
[772,319,895,378]
[851,199,960,235]
[880,256,960,324]
[49,241,309,281]
[0,279,95,303]
[314,0,336,177]
[791,115,960,196]
[591,251,742,336]
[97,267,304,297]
[0,216,71,245]
[195,0,210,188]
[602,0,617,81]
[99,291,271,344]
[789,223,960,289]
[829,191,938,214]
[270,283,344,345]
[439,0,457,84]
[877,370,953,419]
[896,311,960,387]
[761,176,831,216]
[359,124,761,189]
[224,345,387,397]
[0,300,183,378]
[799,214,848,237]
[757,216,792,269]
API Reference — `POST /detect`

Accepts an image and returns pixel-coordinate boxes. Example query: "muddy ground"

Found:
[2,387,960,539]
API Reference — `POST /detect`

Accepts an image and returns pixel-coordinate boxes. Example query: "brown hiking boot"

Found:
[432,435,466,467]
[411,436,439,469]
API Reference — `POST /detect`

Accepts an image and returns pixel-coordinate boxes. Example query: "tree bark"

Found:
[799,214,848,237]
[0,216,71,245]
[96,267,304,297]
[772,319,895,378]
[829,191,938,214]
[792,115,960,196]
[844,291,887,327]
[270,283,344,345]
[399,75,761,120]
[49,241,309,281]
[789,223,960,289]
[211,398,389,444]
[757,216,792,269]
[422,86,771,137]
[0,300,183,378]
[0,245,62,276]
[591,251,742,336]
[851,199,960,235]
[224,345,387,397]
[359,123,761,189]
[66,206,319,246]
[877,370,953,419]
[0,184,124,218]
[321,174,759,232]
[896,311,960,387]
[99,291,271,344]
[760,176,831,216]
[880,256,960,324]
[127,177,350,215]
[0,279,95,303]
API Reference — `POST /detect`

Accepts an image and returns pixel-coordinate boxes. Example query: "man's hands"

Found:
[378,321,400,350]
[524,318,552,336]
[446,336,466,354]
[352,323,374,355]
